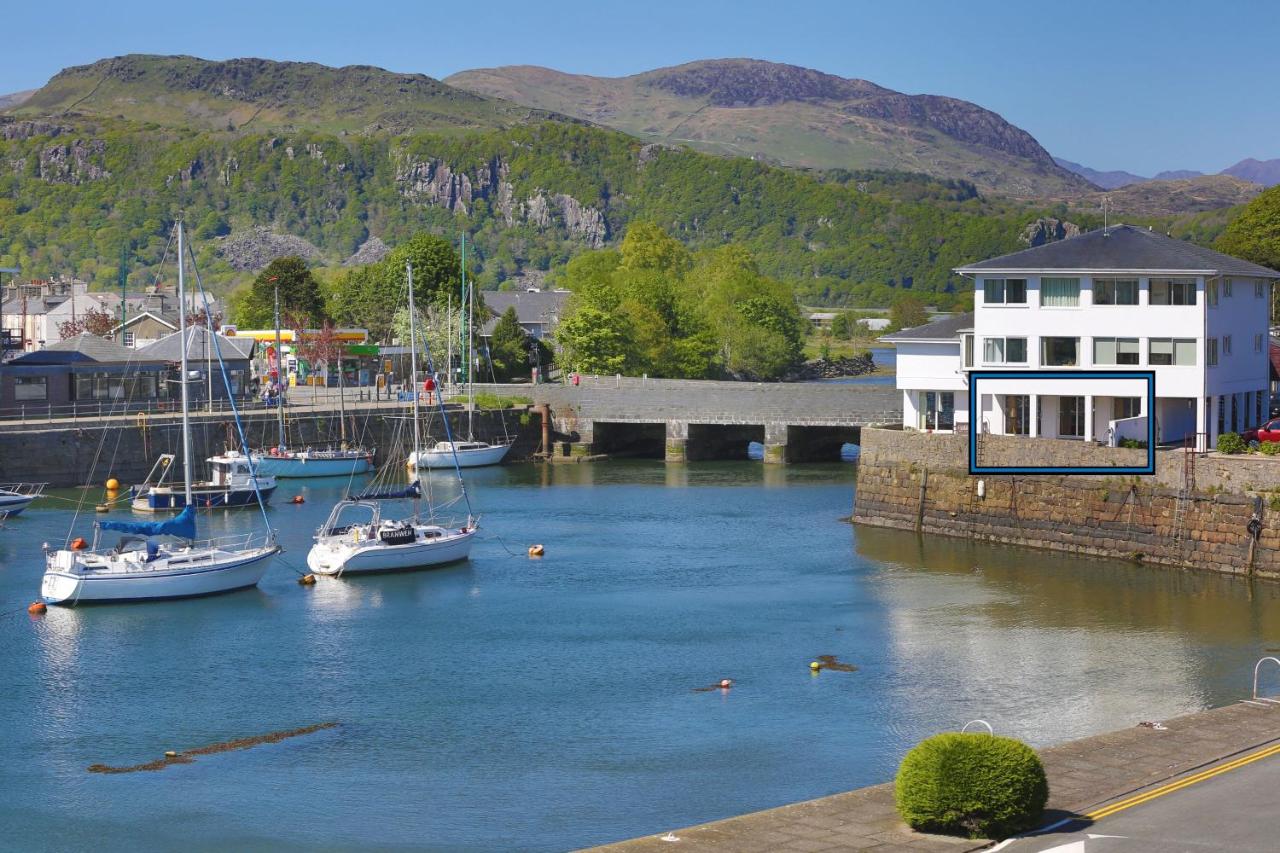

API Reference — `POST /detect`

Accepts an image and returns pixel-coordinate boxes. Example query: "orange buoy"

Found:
[105,477,120,491]
[528,544,545,557]
[297,574,317,586]
[71,537,88,551]
[28,601,47,615]
[291,495,305,504]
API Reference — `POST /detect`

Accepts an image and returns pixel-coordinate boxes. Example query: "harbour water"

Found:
[2,460,1279,851]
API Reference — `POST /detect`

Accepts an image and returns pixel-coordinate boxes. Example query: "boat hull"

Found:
[0,493,35,516]
[307,528,475,575]
[41,547,278,605]
[410,444,511,469]
[132,484,277,512]
[251,453,374,478]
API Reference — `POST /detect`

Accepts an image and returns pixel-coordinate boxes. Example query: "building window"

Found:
[983,278,1027,305]
[1257,333,1265,353]
[920,391,955,430]
[14,376,47,401]
[962,334,975,369]
[1093,337,1140,365]
[1113,397,1142,420]
[1224,335,1233,356]
[1059,396,1085,437]
[1151,278,1197,305]
[1093,278,1139,305]
[1040,277,1080,308]
[1004,395,1030,435]
[1257,280,1267,299]
[983,336,1027,364]
[1041,337,1079,366]
[1207,338,1219,367]
[123,331,135,347]
[1149,338,1196,366]
[1208,279,1219,306]
[1224,279,1234,298]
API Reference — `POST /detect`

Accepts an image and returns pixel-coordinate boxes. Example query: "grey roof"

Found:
[879,312,973,343]
[40,333,143,363]
[480,290,569,335]
[957,224,1280,277]
[139,327,255,362]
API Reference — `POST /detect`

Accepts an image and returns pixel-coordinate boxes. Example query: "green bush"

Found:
[1217,433,1248,455]
[1260,441,1280,456]
[447,393,533,410]
[895,732,1048,839]
[1118,438,1148,449]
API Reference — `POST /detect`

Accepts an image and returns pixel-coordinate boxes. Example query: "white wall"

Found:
[894,341,965,390]
[1205,276,1271,399]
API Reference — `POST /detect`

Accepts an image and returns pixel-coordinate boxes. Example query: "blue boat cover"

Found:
[99,505,197,539]
[349,481,421,501]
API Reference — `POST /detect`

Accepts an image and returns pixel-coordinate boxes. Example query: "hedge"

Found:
[895,732,1048,839]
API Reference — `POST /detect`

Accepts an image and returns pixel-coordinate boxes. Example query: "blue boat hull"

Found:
[133,485,277,511]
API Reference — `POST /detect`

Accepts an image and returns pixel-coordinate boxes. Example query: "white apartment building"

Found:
[884,225,1280,451]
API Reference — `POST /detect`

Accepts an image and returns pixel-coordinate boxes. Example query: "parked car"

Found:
[1243,419,1280,446]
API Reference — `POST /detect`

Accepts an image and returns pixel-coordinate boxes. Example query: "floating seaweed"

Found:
[87,722,337,774]
[814,655,857,672]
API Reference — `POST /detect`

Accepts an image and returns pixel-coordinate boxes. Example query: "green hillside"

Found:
[0,55,1233,310]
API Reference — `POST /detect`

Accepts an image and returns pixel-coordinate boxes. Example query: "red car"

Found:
[1243,419,1280,445]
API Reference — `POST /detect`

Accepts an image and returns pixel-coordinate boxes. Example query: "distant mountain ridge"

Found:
[446,59,1093,197]
[1057,156,1280,189]
[10,54,550,134]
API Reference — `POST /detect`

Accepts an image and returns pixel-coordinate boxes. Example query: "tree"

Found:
[333,233,462,341]
[554,306,630,374]
[294,321,345,391]
[234,256,327,329]
[487,307,528,381]
[1215,187,1280,320]
[888,295,929,332]
[59,307,116,340]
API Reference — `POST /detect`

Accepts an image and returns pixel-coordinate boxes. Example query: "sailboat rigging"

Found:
[306,261,477,576]
[41,218,280,604]
[409,233,513,469]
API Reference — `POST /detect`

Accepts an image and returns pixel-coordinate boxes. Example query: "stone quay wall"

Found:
[853,428,1280,579]
[0,405,540,487]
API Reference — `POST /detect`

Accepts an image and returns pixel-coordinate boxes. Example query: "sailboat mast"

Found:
[337,336,347,443]
[176,220,194,506]
[407,261,422,471]
[273,281,285,449]
[464,233,474,440]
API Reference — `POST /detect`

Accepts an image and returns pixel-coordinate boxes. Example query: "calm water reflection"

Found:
[1,461,1276,851]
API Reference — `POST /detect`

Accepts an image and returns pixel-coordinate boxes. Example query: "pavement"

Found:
[587,699,1280,853]
[1011,742,1280,851]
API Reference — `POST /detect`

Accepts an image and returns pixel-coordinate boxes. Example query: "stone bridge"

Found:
[473,377,901,462]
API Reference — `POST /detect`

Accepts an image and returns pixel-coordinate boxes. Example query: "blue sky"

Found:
[5,0,1277,174]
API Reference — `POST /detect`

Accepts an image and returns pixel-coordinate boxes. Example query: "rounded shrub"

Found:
[1261,441,1280,457]
[895,732,1048,839]
[1217,433,1247,455]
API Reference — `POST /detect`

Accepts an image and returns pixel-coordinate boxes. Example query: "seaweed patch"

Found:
[87,722,338,774]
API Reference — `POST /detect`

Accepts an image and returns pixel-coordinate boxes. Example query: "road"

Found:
[1012,745,1280,852]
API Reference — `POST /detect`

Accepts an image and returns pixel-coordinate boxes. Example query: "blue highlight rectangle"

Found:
[968,370,1157,475]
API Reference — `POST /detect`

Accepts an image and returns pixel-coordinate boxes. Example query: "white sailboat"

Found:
[409,234,512,470]
[250,279,375,478]
[40,219,279,605]
[308,261,476,576]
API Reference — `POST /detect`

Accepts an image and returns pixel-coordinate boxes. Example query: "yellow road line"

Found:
[1086,741,1280,821]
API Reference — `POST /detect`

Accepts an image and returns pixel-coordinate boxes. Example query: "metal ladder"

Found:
[1171,435,1201,543]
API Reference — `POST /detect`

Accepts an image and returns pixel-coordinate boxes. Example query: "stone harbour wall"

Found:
[853,428,1280,578]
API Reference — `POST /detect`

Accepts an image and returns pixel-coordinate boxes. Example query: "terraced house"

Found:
[886,225,1280,451]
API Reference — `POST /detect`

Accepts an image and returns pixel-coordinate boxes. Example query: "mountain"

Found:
[0,54,1242,313]
[1053,157,1146,189]
[1152,169,1203,181]
[0,89,34,110]
[11,54,550,134]
[1070,175,1262,217]
[446,59,1093,197]
[1221,158,1280,187]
